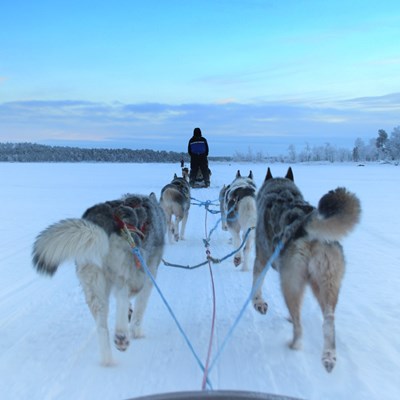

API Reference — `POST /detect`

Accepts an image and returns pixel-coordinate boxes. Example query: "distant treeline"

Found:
[0,142,230,163]
[234,126,400,163]
[1,125,399,163]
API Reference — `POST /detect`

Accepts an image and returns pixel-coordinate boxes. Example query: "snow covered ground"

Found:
[0,161,399,400]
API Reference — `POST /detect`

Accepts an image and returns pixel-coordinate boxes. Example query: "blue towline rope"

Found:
[190,196,238,241]
[190,197,221,215]
[207,240,285,375]
[162,197,246,270]
[123,198,285,389]
[162,227,254,270]
[207,227,254,264]
[132,247,213,389]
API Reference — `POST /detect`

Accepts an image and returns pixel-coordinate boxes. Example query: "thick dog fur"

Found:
[32,193,166,366]
[219,170,257,271]
[252,167,361,372]
[160,172,191,243]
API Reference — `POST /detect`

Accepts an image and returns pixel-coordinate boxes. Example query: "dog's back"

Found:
[256,172,312,258]
[160,174,191,242]
[223,171,257,230]
[256,167,360,260]
[160,175,190,212]
[221,170,257,271]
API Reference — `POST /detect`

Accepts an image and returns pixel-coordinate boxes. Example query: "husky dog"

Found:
[252,167,361,372]
[219,170,257,271]
[32,193,166,366]
[160,172,191,243]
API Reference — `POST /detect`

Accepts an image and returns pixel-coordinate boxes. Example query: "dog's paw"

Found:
[99,349,114,367]
[114,332,130,351]
[130,325,145,339]
[241,264,249,272]
[289,338,302,350]
[100,358,116,367]
[253,300,268,314]
[322,350,336,373]
[234,255,242,267]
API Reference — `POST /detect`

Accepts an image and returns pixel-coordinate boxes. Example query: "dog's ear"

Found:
[182,171,189,182]
[236,170,241,178]
[248,170,253,180]
[149,192,158,202]
[174,173,178,179]
[285,167,294,181]
[265,167,273,181]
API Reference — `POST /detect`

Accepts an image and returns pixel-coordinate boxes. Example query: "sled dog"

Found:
[32,193,166,366]
[160,172,191,242]
[219,170,257,271]
[252,167,361,372]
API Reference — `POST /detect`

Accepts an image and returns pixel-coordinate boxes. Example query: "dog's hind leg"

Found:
[129,279,154,339]
[309,244,344,372]
[76,263,113,366]
[280,259,308,351]
[231,228,242,268]
[165,213,174,244]
[129,253,160,339]
[241,228,254,272]
[252,253,270,314]
[180,211,189,240]
[114,285,131,352]
[172,215,181,242]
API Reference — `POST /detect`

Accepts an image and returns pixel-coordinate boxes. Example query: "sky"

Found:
[1,0,400,156]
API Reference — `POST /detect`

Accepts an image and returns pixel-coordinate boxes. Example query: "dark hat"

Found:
[193,127,202,137]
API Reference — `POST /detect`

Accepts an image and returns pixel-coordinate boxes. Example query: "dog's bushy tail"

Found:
[306,187,361,242]
[32,219,109,276]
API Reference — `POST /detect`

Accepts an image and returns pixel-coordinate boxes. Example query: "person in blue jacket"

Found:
[188,127,210,187]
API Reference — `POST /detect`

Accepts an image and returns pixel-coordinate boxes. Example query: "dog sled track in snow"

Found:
[136,193,293,398]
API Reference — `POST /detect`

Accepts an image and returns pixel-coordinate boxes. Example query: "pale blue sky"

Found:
[1,0,399,155]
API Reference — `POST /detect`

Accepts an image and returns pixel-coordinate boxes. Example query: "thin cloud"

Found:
[215,98,238,105]
[1,94,399,155]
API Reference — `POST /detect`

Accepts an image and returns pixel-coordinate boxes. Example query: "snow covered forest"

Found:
[0,125,399,163]
[0,143,190,163]
[233,126,400,163]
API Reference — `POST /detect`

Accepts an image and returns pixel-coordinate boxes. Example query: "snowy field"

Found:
[0,161,399,400]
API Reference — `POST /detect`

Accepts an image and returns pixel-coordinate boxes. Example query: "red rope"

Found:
[201,209,217,390]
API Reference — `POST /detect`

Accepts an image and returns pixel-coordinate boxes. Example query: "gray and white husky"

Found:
[160,172,191,243]
[219,170,257,271]
[252,167,361,372]
[32,193,166,366]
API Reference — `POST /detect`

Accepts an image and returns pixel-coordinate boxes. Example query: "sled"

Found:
[129,389,303,400]
[181,160,211,188]
[190,167,212,188]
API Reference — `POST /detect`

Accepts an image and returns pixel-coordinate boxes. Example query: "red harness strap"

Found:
[113,215,146,239]
[113,215,146,269]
